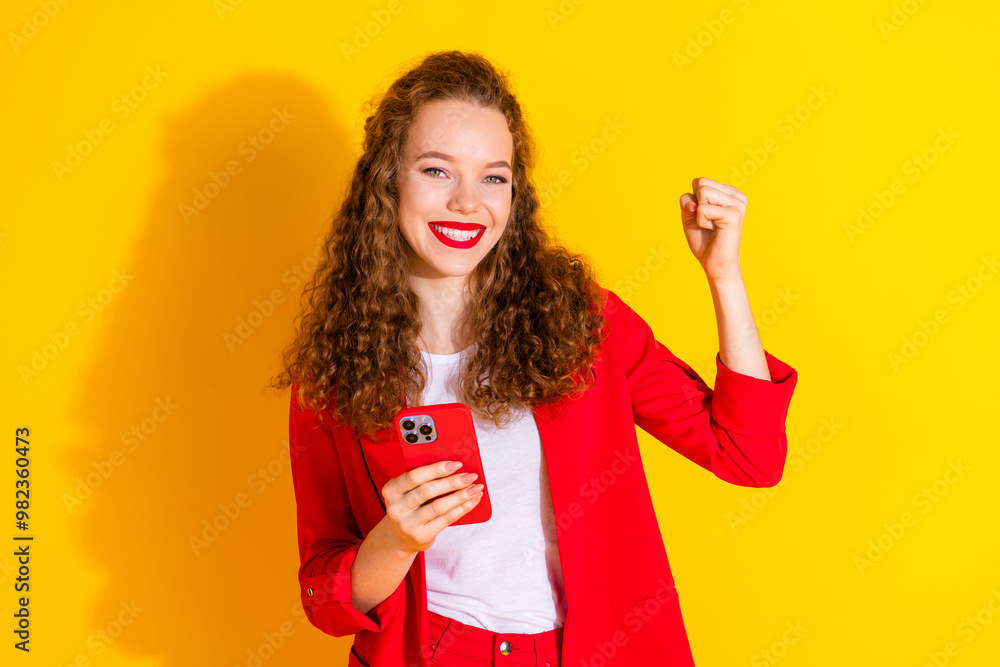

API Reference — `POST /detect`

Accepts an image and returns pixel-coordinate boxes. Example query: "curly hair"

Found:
[268,49,609,443]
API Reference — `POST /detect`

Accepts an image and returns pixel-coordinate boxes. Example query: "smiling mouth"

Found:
[430,223,482,239]
[428,221,486,248]
[429,220,486,231]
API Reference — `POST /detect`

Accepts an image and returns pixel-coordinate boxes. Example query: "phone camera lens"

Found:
[419,424,433,436]
[402,419,415,430]
[404,433,418,444]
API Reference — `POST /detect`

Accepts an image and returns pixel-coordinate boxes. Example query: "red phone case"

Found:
[392,403,492,526]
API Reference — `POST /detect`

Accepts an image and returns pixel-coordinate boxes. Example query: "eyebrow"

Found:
[415,150,511,170]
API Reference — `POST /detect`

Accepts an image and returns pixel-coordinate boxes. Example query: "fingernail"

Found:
[446,461,462,471]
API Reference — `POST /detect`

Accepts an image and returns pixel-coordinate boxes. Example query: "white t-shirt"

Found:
[413,346,567,633]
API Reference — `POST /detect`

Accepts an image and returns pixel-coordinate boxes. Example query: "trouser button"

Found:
[500,640,512,655]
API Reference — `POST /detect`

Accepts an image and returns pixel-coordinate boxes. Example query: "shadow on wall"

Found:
[63,72,359,665]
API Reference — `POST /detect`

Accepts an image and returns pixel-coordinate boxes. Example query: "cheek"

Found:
[408,185,448,218]
[485,190,513,220]
[399,176,431,209]
[397,180,414,212]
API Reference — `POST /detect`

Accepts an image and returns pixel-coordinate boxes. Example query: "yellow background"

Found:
[3,0,998,665]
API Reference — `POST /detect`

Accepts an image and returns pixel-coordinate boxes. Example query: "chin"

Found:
[434,262,477,278]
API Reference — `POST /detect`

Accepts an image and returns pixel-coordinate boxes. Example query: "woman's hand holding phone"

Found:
[379,460,484,554]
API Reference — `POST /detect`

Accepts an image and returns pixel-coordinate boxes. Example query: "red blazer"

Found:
[288,287,799,666]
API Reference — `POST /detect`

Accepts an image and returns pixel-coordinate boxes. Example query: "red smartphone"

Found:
[392,403,492,526]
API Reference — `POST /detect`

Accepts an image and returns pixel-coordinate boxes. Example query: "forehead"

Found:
[405,98,512,159]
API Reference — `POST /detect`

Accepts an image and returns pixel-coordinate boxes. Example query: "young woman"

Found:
[270,50,798,667]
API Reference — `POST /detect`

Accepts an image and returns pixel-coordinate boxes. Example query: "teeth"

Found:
[431,223,481,242]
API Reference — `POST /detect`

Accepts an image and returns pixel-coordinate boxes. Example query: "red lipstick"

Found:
[428,221,486,249]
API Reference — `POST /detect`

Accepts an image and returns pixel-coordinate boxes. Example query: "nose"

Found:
[447,178,481,215]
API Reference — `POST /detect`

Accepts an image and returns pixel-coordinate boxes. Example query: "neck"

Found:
[409,275,474,356]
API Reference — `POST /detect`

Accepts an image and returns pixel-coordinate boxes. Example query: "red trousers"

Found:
[427,610,564,666]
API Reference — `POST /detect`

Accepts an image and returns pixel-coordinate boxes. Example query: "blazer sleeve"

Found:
[603,289,799,487]
[288,384,402,636]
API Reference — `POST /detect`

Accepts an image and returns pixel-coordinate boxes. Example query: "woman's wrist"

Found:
[372,515,419,561]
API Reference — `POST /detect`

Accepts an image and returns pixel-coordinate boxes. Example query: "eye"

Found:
[421,167,507,183]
